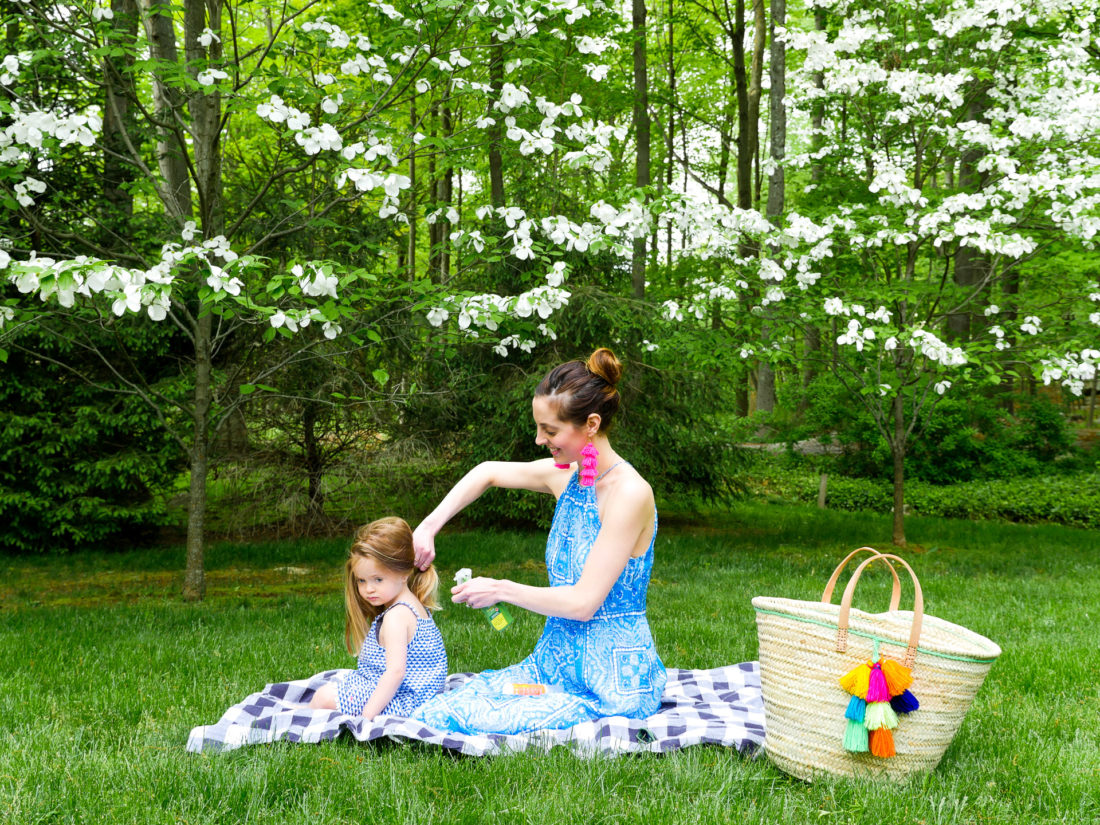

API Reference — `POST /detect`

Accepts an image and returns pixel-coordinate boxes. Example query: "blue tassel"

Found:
[890,689,920,714]
[845,695,866,722]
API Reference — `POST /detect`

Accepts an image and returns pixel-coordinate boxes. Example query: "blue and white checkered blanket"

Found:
[185,663,765,757]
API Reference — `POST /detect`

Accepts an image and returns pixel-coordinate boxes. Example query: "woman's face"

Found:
[532,395,589,464]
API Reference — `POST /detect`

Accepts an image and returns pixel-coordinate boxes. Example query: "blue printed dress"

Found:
[337,601,447,717]
[412,465,666,734]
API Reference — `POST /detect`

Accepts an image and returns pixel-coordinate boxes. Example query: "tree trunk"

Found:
[756,0,785,415]
[488,38,505,208]
[141,0,192,219]
[666,0,675,263]
[302,400,325,522]
[183,310,213,601]
[407,95,417,280]
[947,87,990,341]
[103,0,138,241]
[632,0,650,299]
[891,393,907,547]
[733,0,751,213]
[810,9,826,183]
[180,0,223,600]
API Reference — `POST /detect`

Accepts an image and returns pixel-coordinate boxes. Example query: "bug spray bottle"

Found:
[454,568,513,630]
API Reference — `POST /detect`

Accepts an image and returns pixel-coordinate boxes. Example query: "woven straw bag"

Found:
[753,548,1001,781]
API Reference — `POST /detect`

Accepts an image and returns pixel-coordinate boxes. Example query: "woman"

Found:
[409,348,666,735]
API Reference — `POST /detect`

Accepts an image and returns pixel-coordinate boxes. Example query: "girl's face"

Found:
[352,555,408,609]
[532,395,591,464]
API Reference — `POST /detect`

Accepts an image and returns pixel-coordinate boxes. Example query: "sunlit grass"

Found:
[1,501,1097,824]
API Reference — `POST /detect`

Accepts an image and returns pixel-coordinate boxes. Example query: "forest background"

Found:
[1,0,1098,599]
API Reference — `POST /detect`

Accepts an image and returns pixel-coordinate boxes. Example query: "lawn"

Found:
[1,502,1097,824]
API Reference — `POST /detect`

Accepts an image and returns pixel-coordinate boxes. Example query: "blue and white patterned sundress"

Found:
[412,464,666,734]
[337,601,447,717]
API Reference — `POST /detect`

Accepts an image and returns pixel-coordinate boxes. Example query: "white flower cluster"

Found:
[493,335,537,357]
[682,278,739,320]
[197,69,229,87]
[256,95,312,130]
[908,328,967,367]
[562,121,626,173]
[1,103,102,161]
[300,19,352,49]
[292,263,339,300]
[1040,349,1099,397]
[836,318,876,351]
[13,176,45,207]
[425,285,570,344]
[988,325,1011,351]
[1,54,20,86]
[495,83,531,113]
[575,36,616,56]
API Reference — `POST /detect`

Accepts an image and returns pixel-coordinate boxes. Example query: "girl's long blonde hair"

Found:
[343,516,441,655]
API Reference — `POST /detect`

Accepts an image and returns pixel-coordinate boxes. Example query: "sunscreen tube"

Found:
[503,683,563,696]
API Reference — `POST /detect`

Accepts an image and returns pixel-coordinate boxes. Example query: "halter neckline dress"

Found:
[412,463,666,734]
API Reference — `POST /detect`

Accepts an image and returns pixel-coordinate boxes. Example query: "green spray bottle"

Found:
[454,568,513,630]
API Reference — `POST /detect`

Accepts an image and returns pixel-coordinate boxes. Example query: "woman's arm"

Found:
[413,458,564,569]
[452,480,653,622]
[359,609,416,719]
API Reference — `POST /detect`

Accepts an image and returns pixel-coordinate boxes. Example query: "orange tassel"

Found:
[839,662,872,698]
[880,658,913,696]
[869,727,896,758]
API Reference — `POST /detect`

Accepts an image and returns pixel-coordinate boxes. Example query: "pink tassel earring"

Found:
[579,442,599,487]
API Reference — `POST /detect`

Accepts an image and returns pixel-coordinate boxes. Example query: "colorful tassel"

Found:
[890,689,920,714]
[579,442,599,487]
[844,695,866,723]
[880,658,913,696]
[869,727,896,757]
[843,719,869,753]
[863,702,889,730]
[866,663,890,702]
[839,662,872,698]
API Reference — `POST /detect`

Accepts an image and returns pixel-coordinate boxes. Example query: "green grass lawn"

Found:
[1,502,1098,824]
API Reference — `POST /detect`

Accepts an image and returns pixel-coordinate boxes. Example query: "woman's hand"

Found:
[412,523,437,571]
[451,577,504,610]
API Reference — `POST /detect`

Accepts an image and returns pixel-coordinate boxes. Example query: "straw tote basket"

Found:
[753,549,1001,781]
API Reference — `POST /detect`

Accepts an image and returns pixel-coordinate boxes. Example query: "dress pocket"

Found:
[612,645,654,696]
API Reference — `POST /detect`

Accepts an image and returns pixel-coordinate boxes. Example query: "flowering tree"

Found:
[656,0,1100,544]
[0,0,658,594]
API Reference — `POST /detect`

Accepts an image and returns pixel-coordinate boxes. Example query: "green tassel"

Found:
[864,702,888,730]
[843,719,869,752]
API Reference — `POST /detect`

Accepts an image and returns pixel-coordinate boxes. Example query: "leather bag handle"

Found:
[837,553,924,668]
[821,547,902,612]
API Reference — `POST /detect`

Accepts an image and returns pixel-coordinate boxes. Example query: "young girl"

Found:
[310,517,447,719]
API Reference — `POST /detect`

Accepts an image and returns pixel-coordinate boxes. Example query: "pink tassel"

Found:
[579,442,599,487]
[866,663,890,702]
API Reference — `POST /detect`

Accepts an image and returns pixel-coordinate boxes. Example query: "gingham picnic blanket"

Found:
[185,663,765,757]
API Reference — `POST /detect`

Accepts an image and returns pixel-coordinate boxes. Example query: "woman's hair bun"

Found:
[586,347,622,388]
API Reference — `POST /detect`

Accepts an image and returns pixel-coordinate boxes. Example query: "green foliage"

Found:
[0,319,185,553]
[778,375,1082,484]
[401,287,751,529]
[750,462,1100,530]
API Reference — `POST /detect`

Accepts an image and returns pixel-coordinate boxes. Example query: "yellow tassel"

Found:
[839,662,872,698]
[880,658,914,696]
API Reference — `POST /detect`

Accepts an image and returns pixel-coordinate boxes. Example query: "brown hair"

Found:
[343,516,441,655]
[534,347,623,430]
